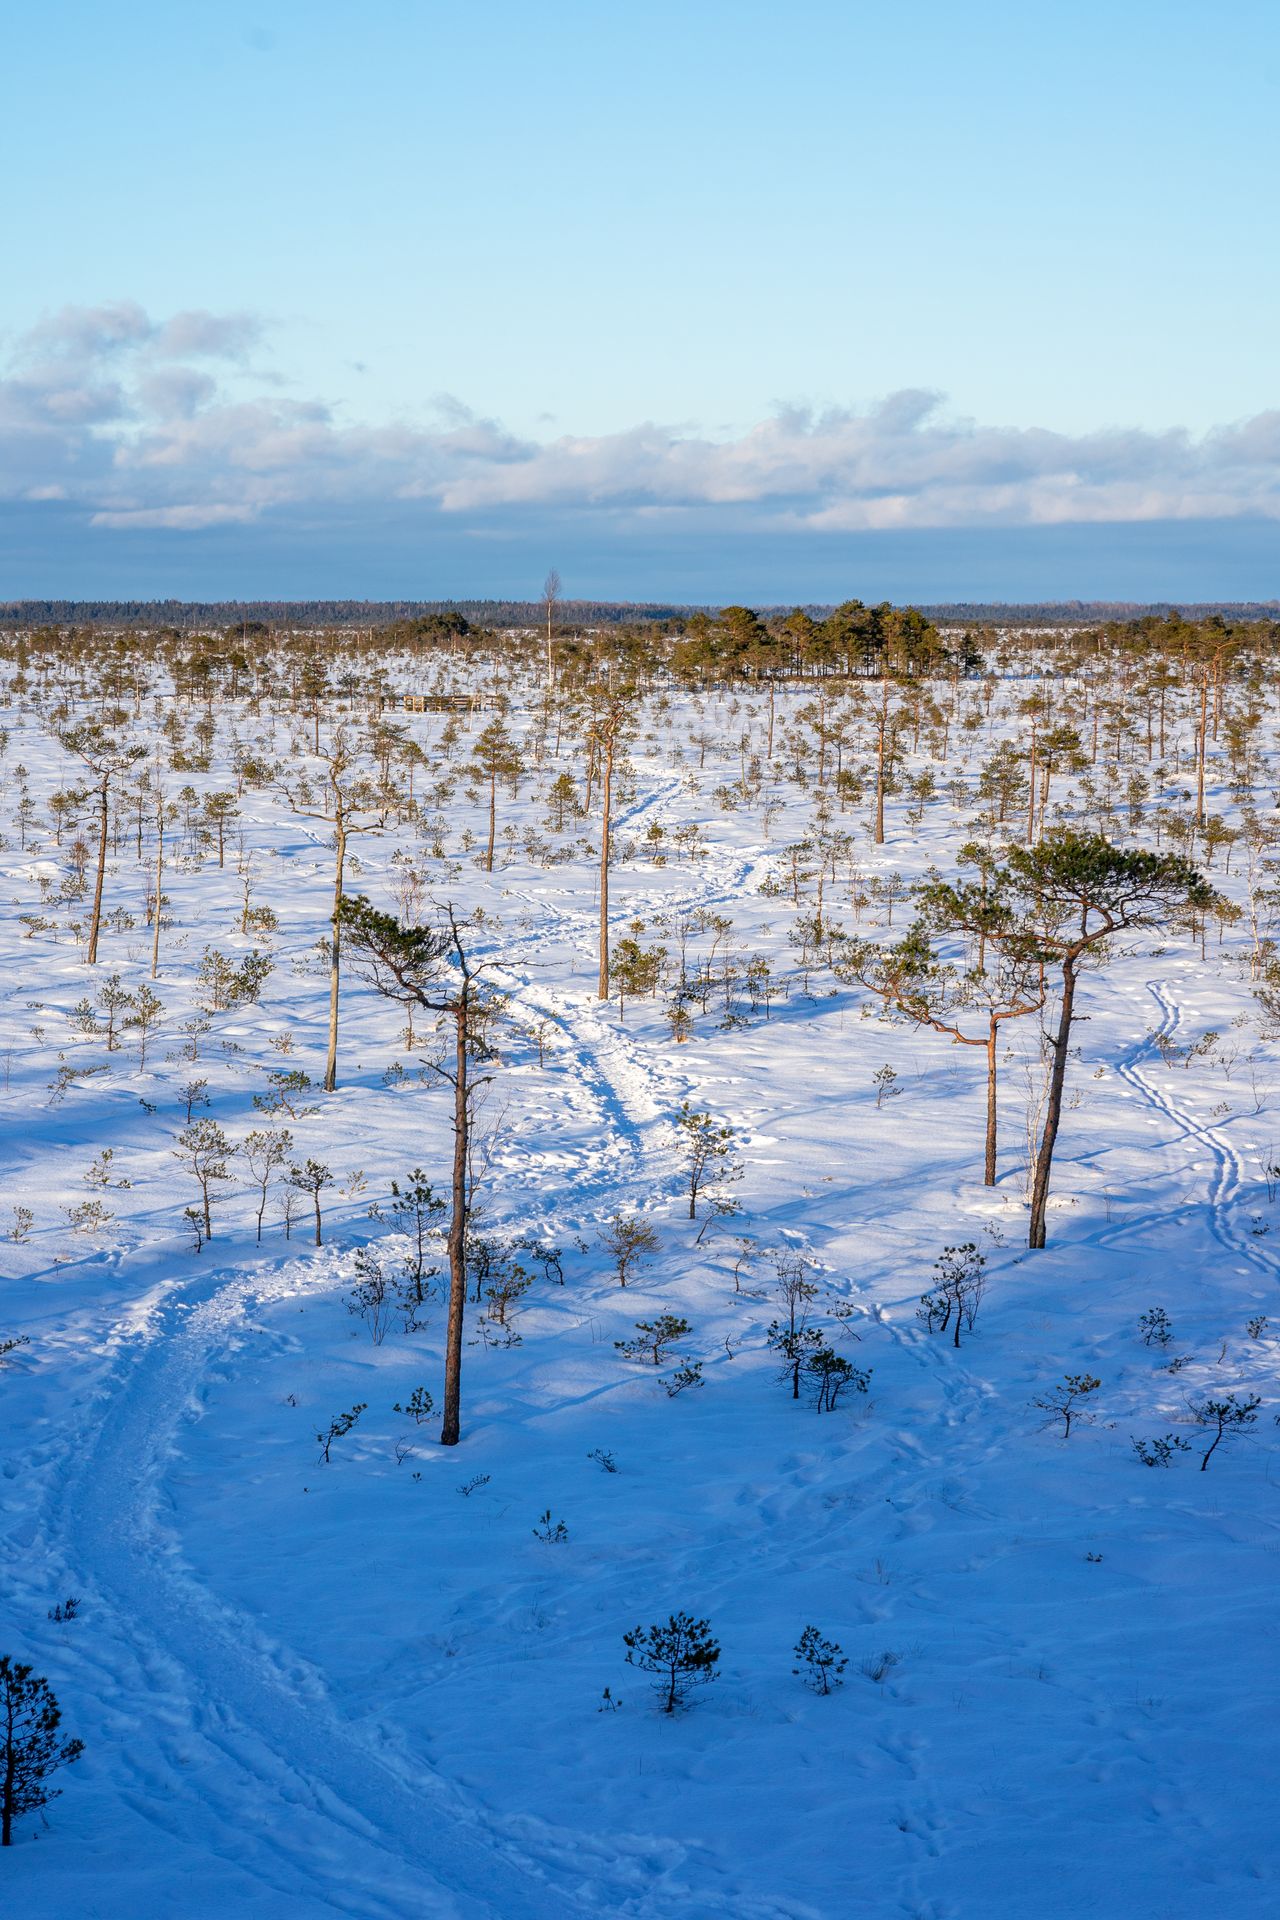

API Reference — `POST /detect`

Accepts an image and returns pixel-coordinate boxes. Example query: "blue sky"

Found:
[3,1,1278,603]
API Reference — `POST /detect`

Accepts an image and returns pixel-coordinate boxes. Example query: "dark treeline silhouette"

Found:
[5,598,1280,634]
[3,603,1278,702]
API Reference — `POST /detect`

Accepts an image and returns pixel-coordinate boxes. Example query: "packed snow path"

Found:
[3,718,1277,1919]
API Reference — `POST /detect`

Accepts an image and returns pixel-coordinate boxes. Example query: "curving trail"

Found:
[28,772,802,1920]
[1108,978,1280,1281]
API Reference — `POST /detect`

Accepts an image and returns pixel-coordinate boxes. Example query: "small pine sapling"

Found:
[615,1314,690,1366]
[872,1063,900,1108]
[1193,1392,1261,1470]
[0,1656,84,1846]
[623,1612,720,1714]
[532,1509,569,1543]
[1139,1306,1173,1347]
[174,1118,233,1241]
[599,1210,660,1286]
[393,1387,435,1425]
[664,1362,705,1396]
[347,1249,393,1344]
[384,1170,446,1306]
[1131,1433,1192,1467]
[806,1347,871,1412]
[1031,1372,1101,1438]
[765,1258,822,1399]
[675,1102,742,1220]
[793,1625,847,1694]
[917,1242,986,1347]
[288,1158,334,1248]
[316,1403,366,1463]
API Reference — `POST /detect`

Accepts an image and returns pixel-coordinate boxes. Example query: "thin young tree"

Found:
[281,726,386,1093]
[174,1118,233,1242]
[468,719,523,874]
[623,1613,720,1714]
[242,1127,293,1242]
[57,723,147,965]
[337,895,499,1446]
[587,690,632,1001]
[1003,832,1221,1248]
[288,1159,334,1248]
[0,1656,83,1846]
[542,568,562,682]
[840,888,1045,1186]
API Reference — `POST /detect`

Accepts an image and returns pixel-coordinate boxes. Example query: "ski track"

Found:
[25,770,1266,1920]
[25,773,805,1920]
[1106,978,1280,1282]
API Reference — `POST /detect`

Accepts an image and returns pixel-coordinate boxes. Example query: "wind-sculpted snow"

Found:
[0,681,1276,1917]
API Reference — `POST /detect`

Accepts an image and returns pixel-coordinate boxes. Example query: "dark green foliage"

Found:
[917,1243,986,1347]
[793,1625,848,1694]
[1139,1306,1173,1347]
[615,1314,690,1366]
[1193,1392,1261,1470]
[316,1403,366,1463]
[1131,1433,1192,1467]
[1031,1373,1101,1437]
[384,1170,446,1302]
[393,1387,435,1424]
[806,1348,871,1412]
[624,1612,720,1713]
[0,1656,83,1846]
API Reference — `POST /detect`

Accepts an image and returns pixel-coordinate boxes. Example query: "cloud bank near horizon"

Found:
[5,302,1280,550]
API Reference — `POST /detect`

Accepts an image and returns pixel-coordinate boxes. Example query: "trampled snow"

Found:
[1,673,1275,1917]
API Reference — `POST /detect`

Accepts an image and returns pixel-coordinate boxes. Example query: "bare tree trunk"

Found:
[150,797,163,979]
[1029,958,1077,1249]
[873,675,888,844]
[324,817,346,1092]
[485,774,497,872]
[87,777,109,964]
[1026,719,1037,846]
[598,732,614,999]
[1196,664,1209,825]
[441,1004,469,1446]
[985,1021,999,1187]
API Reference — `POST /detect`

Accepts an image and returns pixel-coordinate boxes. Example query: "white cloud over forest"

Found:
[4,304,1280,537]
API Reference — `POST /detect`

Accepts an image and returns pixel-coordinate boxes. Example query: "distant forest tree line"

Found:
[5,604,1278,701]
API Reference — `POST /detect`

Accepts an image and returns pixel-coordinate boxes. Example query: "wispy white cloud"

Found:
[3,304,1279,535]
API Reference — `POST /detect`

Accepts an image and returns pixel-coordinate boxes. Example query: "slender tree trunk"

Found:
[874,675,888,844]
[87,777,109,964]
[985,1021,998,1187]
[1029,958,1078,1249]
[1026,720,1037,846]
[150,802,163,979]
[324,818,346,1092]
[1196,665,1209,825]
[485,774,496,872]
[598,732,614,999]
[441,1003,469,1446]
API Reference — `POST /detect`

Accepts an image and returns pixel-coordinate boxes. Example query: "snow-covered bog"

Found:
[0,649,1276,1918]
